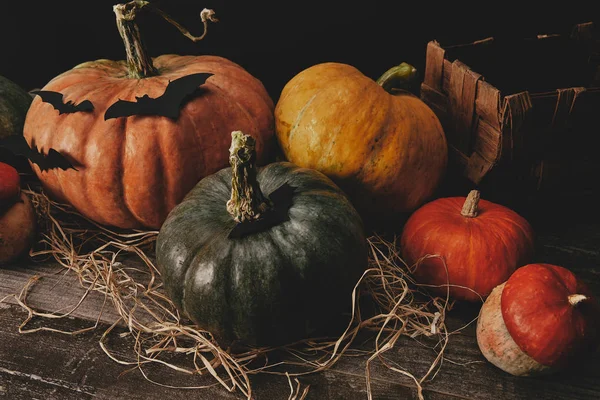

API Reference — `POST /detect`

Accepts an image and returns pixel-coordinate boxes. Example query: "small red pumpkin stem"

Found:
[113,1,218,79]
[461,189,481,218]
[568,294,588,306]
[226,131,272,223]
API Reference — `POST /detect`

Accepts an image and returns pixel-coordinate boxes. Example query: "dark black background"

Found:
[1,1,598,225]
[0,1,596,101]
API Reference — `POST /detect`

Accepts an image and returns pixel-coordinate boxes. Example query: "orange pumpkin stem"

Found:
[461,189,481,218]
[113,1,218,79]
[226,131,272,223]
[568,294,588,306]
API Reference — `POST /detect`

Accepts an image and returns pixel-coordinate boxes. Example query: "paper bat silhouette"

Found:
[228,183,296,239]
[31,90,94,114]
[104,72,214,121]
[0,135,77,172]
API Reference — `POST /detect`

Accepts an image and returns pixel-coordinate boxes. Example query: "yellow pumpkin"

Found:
[275,62,447,220]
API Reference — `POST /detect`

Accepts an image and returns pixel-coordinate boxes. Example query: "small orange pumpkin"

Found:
[400,190,535,301]
[23,2,275,229]
[274,62,447,220]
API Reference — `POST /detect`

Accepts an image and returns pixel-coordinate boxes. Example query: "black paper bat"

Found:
[31,90,94,114]
[228,183,296,239]
[0,135,77,172]
[104,72,214,121]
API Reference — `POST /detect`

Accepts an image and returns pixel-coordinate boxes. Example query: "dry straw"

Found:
[12,187,464,400]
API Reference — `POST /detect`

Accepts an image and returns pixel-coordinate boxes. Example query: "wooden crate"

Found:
[421,22,600,207]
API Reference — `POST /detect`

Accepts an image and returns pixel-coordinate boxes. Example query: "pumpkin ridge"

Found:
[184,234,235,337]
[465,218,481,299]
[320,79,384,174]
[114,116,137,224]
[158,170,233,310]
[178,103,207,200]
[354,93,396,194]
[56,110,95,222]
[59,79,139,225]
[208,81,258,139]
[470,219,520,299]
[286,93,317,151]
[202,75,274,165]
[152,119,168,225]
[117,80,148,227]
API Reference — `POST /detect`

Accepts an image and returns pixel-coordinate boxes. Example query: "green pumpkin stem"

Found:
[376,62,418,94]
[113,1,218,79]
[461,189,481,218]
[226,131,272,223]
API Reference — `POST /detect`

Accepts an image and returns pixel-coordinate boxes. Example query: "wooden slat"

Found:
[465,152,495,184]
[442,59,453,94]
[551,87,586,131]
[448,60,483,154]
[0,258,161,329]
[475,80,502,131]
[501,91,533,162]
[423,41,445,91]
[472,118,502,163]
[420,83,450,126]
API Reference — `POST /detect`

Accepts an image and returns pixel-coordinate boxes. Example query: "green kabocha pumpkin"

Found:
[156,131,368,346]
[0,75,33,171]
[0,75,32,140]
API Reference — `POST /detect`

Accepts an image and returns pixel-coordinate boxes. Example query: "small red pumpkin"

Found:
[477,263,600,376]
[1,163,37,264]
[0,162,20,207]
[22,2,274,229]
[400,190,535,301]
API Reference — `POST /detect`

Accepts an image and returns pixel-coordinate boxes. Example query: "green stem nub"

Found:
[226,131,272,223]
[376,62,418,94]
[113,1,158,79]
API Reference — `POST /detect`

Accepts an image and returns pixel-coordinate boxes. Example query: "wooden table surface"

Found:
[1,197,599,400]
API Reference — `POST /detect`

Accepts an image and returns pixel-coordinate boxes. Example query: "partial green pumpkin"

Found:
[156,132,368,347]
[0,75,32,139]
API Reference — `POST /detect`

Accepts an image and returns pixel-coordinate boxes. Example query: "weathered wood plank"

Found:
[0,304,450,400]
[2,299,599,400]
[472,119,501,164]
[0,259,141,327]
[423,41,445,91]
[475,80,502,131]
[1,220,599,399]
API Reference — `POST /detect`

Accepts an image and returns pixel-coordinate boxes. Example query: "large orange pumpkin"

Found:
[274,62,447,219]
[22,2,275,229]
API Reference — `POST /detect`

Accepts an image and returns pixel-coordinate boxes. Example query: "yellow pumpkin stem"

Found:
[376,62,419,95]
[226,131,272,223]
[113,1,218,79]
[461,189,481,218]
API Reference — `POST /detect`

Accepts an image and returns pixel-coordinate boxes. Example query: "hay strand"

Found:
[5,187,463,399]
